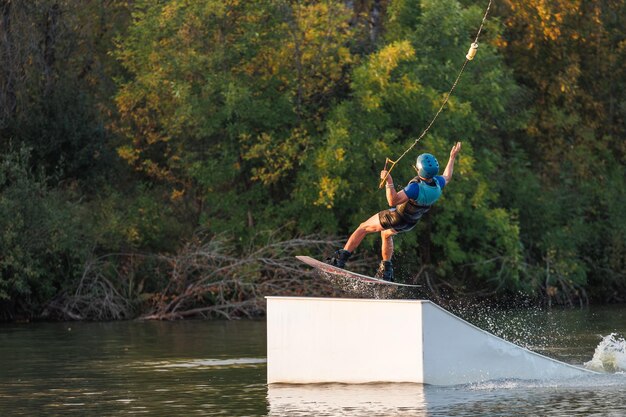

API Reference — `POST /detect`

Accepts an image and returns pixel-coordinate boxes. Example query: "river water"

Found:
[0,303,625,416]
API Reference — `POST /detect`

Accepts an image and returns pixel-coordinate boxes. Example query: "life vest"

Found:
[396,176,442,223]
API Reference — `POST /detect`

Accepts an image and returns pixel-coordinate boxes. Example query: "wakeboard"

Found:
[296,255,421,288]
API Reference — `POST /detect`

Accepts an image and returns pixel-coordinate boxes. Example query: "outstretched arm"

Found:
[442,142,462,184]
[381,170,409,207]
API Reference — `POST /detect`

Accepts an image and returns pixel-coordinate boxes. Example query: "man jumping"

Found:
[327,142,462,281]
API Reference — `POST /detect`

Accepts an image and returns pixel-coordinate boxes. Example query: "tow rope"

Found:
[379,0,493,188]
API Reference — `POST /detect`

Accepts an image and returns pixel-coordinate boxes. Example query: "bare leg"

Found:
[344,213,385,253]
[380,229,397,261]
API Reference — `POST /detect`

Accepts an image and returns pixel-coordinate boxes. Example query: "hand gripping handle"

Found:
[378,157,397,189]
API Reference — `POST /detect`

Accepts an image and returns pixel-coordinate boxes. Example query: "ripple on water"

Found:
[150,357,267,369]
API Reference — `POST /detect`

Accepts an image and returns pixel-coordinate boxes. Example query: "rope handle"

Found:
[378,157,398,189]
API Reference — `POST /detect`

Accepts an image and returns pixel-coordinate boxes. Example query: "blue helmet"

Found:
[416,153,439,179]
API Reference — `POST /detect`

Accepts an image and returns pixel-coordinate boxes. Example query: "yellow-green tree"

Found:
[115,0,356,236]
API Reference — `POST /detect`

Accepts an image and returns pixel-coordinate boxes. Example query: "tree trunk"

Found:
[43,3,60,97]
[370,0,382,45]
[0,0,16,123]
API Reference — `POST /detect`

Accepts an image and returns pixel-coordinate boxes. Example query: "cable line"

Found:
[379,0,493,188]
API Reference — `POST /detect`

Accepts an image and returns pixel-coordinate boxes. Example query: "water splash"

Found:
[584,333,626,373]
[446,301,564,352]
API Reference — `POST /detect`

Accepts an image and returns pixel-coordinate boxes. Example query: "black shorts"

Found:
[378,208,417,233]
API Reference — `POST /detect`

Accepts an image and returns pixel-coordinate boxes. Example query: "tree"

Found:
[114,0,357,238]
[0,0,128,180]
[498,0,626,302]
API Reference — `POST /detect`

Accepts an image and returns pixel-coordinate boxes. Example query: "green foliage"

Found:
[0,147,88,317]
[88,183,185,253]
[114,0,357,241]
[498,0,626,303]
[2,0,626,320]
[0,0,127,182]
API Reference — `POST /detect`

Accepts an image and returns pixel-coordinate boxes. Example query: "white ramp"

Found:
[266,296,593,385]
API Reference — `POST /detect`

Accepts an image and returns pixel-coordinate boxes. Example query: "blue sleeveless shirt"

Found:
[396,176,445,223]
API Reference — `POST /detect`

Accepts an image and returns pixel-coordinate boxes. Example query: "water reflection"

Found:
[268,374,626,417]
[268,383,427,416]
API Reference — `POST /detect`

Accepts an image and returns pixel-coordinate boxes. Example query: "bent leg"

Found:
[380,228,397,261]
[344,213,385,253]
